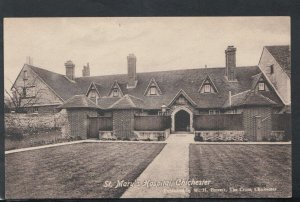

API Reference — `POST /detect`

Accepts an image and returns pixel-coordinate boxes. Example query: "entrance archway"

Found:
[175,110,190,131]
[171,106,193,133]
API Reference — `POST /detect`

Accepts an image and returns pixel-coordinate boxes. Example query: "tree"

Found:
[5,76,51,113]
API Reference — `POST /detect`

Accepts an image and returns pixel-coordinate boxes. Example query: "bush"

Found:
[5,128,24,140]
[194,134,203,142]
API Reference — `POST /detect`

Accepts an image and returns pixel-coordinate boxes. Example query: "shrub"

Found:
[194,135,203,142]
[5,128,24,140]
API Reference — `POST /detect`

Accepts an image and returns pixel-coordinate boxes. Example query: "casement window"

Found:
[269,64,274,74]
[23,70,28,80]
[178,97,186,104]
[258,82,265,91]
[204,84,211,93]
[113,89,119,97]
[229,109,238,114]
[22,87,27,97]
[89,90,96,98]
[150,86,156,95]
[209,109,220,115]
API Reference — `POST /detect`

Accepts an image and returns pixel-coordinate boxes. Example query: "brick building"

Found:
[11,45,291,141]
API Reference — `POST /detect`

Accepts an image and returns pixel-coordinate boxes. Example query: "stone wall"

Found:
[5,111,67,130]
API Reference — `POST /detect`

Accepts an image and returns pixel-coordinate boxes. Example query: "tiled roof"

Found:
[109,95,144,109]
[27,64,282,109]
[265,45,291,78]
[58,95,99,109]
[224,90,277,108]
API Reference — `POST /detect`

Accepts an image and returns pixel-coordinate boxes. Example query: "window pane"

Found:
[150,87,156,95]
[204,84,211,93]
[258,83,265,91]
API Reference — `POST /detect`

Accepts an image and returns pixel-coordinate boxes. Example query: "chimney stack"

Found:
[82,63,90,77]
[228,91,232,107]
[225,46,236,81]
[65,60,75,80]
[127,53,137,88]
[26,56,33,65]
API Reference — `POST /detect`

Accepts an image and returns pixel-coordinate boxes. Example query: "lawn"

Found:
[6,142,165,199]
[189,144,291,198]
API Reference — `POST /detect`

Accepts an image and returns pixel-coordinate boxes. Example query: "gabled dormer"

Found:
[108,81,124,98]
[251,73,270,92]
[86,82,101,99]
[144,78,162,96]
[168,89,197,107]
[198,75,218,94]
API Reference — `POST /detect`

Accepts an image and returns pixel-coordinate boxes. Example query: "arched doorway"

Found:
[171,106,193,133]
[175,110,190,131]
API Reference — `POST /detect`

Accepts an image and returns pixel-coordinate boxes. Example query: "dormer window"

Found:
[144,78,162,96]
[258,82,265,91]
[90,90,96,98]
[23,70,28,80]
[199,75,218,94]
[204,84,211,93]
[150,86,156,95]
[113,89,119,97]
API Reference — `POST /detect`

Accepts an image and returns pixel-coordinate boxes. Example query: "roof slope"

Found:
[26,64,282,109]
[29,65,84,100]
[58,95,99,109]
[265,45,291,78]
[109,94,144,109]
[224,90,277,108]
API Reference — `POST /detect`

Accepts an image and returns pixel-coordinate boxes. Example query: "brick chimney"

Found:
[127,53,137,88]
[82,63,90,77]
[225,46,236,81]
[65,60,75,80]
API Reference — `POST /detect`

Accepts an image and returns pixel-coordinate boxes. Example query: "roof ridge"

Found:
[231,89,251,98]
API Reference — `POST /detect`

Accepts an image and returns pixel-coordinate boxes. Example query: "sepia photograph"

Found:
[4,17,291,198]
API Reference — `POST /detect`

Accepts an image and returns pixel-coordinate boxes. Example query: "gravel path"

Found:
[122,134,194,198]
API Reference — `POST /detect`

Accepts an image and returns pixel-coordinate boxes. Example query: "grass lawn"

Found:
[189,144,291,198]
[6,142,165,199]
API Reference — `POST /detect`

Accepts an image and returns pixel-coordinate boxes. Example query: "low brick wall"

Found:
[133,129,170,141]
[99,131,115,140]
[266,131,285,141]
[195,131,246,142]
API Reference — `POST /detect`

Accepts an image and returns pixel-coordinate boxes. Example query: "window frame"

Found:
[23,70,28,80]
[204,84,211,93]
[89,90,97,98]
[112,88,119,97]
[258,82,265,91]
[270,64,274,74]
[209,109,220,115]
[149,86,157,95]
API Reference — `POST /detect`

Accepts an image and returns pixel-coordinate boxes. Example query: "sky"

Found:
[4,17,290,90]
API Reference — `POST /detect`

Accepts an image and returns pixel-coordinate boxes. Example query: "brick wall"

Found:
[243,106,272,141]
[67,109,97,139]
[112,109,135,139]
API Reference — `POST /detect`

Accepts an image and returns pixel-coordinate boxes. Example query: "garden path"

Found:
[121,133,194,198]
